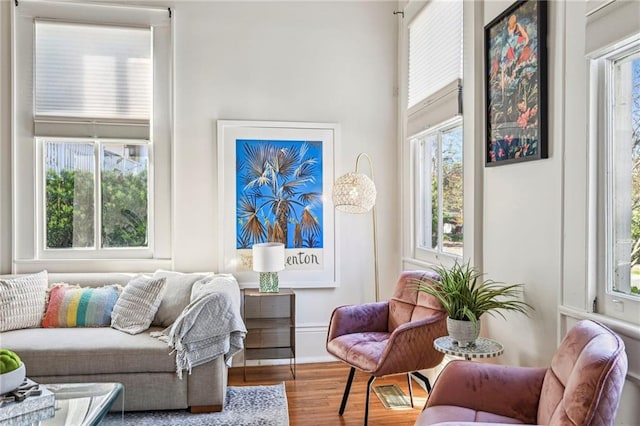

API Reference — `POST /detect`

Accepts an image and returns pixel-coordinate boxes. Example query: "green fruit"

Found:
[0,349,22,374]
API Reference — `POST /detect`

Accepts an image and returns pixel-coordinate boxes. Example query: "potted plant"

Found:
[415,261,532,347]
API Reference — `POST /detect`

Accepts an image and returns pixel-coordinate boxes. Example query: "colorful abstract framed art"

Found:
[485,0,548,166]
[217,120,337,288]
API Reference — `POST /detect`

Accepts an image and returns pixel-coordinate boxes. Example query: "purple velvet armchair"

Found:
[326,270,448,425]
[415,319,628,426]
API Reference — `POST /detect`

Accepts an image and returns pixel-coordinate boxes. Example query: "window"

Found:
[587,0,640,324]
[36,21,152,252]
[12,1,171,268]
[405,0,463,262]
[44,141,150,250]
[593,40,640,322]
[413,119,463,257]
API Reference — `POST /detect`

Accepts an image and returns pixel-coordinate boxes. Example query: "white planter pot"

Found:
[0,363,26,395]
[446,317,480,348]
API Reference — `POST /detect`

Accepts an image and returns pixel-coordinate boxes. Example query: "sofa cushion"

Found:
[42,284,122,328]
[111,276,166,335]
[151,270,205,327]
[0,271,48,332]
[418,406,525,425]
[1,327,175,376]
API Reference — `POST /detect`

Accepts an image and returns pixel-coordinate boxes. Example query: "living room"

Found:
[0,0,638,425]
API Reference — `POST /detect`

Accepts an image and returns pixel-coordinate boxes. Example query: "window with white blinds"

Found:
[403,0,464,264]
[12,0,172,267]
[407,0,463,134]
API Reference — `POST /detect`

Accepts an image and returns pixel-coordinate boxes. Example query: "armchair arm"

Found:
[326,301,389,342]
[426,360,547,424]
[373,313,447,376]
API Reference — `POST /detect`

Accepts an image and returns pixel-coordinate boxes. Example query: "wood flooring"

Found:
[229,362,427,426]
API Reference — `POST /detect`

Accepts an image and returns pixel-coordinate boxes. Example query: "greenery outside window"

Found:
[44,141,149,250]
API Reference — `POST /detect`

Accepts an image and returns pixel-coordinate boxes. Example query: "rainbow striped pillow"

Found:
[42,284,122,328]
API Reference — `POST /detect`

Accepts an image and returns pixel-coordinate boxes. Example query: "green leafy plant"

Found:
[46,169,147,248]
[415,260,532,329]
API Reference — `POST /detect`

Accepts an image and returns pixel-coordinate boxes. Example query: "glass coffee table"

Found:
[41,382,123,426]
[1,382,122,426]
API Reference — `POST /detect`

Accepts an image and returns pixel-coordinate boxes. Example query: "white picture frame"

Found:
[217,120,338,288]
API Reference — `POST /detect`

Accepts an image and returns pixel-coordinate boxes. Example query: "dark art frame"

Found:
[485,0,548,166]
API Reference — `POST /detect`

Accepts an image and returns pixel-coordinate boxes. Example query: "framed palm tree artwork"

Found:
[217,120,337,288]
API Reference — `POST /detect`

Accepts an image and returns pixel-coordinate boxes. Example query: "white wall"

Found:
[0,0,11,273]
[0,0,399,363]
[480,1,639,424]
[481,0,561,368]
[170,0,398,362]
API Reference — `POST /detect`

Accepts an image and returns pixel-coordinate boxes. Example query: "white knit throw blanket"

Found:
[151,274,247,379]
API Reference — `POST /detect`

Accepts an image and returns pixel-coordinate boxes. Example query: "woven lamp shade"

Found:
[332,172,377,214]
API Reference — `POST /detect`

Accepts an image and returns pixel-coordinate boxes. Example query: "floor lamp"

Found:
[332,152,379,302]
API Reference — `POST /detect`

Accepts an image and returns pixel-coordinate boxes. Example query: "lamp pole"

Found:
[354,153,379,303]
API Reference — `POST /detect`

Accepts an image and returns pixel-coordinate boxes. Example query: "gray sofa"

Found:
[0,272,239,412]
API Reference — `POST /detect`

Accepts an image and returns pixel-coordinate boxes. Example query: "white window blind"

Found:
[408,0,463,111]
[34,21,152,138]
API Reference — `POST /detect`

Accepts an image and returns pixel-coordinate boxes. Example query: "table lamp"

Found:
[252,242,285,292]
[332,152,379,301]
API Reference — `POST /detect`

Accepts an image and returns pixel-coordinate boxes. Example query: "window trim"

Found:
[11,0,172,272]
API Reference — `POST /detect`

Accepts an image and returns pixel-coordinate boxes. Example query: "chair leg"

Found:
[412,371,432,394]
[339,367,356,415]
[364,375,375,426]
[407,372,414,408]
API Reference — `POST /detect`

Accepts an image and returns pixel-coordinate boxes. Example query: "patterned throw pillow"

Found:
[111,276,167,335]
[0,271,48,332]
[41,284,122,328]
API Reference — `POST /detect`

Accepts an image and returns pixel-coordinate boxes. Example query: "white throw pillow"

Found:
[0,271,48,332]
[151,270,205,327]
[190,274,238,302]
[111,276,166,335]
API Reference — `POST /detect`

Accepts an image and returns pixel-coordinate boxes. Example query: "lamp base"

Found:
[259,272,279,293]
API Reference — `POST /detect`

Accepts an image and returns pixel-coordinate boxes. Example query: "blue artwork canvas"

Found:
[235,139,324,250]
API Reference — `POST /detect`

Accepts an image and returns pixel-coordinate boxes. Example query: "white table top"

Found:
[434,336,504,360]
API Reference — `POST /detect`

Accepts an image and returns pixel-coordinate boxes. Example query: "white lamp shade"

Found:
[332,172,377,214]
[252,242,285,272]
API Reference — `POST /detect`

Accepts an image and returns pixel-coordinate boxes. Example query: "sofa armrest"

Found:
[326,301,389,342]
[425,360,547,424]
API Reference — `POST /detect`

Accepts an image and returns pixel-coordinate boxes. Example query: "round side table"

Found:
[434,336,504,361]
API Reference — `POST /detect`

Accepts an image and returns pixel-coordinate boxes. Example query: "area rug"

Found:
[101,383,289,426]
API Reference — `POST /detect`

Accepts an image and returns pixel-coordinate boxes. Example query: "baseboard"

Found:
[240,354,335,367]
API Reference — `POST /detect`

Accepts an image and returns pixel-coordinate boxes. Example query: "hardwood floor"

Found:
[229,362,427,426]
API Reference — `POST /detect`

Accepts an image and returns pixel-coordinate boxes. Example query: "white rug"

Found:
[101,383,289,426]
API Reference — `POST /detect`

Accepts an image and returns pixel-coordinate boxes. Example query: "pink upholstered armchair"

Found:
[326,270,448,425]
[415,319,628,426]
